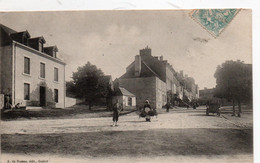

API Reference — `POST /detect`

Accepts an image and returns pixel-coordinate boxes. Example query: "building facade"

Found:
[0,24,66,108]
[113,87,136,110]
[118,46,198,109]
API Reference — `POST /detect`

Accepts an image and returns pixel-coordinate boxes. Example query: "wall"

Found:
[0,45,13,95]
[155,77,167,108]
[65,97,84,107]
[13,43,65,108]
[140,54,166,82]
[113,95,136,109]
[123,95,136,107]
[119,77,156,108]
[119,76,165,109]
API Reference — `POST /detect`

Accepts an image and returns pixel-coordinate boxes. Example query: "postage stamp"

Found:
[190,9,241,37]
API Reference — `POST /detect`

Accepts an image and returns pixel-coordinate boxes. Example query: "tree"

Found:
[98,76,114,110]
[67,62,105,110]
[214,60,252,116]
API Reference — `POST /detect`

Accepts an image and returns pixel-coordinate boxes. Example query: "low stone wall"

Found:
[65,97,84,108]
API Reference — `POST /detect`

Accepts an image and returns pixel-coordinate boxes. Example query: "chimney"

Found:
[160,56,163,61]
[135,55,141,77]
[185,74,188,78]
[140,46,151,56]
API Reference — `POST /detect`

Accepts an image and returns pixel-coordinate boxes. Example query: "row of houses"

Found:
[117,46,199,109]
[0,24,198,110]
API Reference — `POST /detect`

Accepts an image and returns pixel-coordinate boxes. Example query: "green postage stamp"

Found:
[190,9,240,37]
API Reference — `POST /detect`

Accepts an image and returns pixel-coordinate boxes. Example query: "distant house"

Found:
[113,87,136,109]
[0,24,66,108]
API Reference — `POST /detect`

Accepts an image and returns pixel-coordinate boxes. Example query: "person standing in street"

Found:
[143,100,152,122]
[112,100,121,126]
[166,102,171,112]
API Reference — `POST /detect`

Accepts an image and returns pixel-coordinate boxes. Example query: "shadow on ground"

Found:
[189,114,217,117]
[1,105,136,121]
[1,128,253,157]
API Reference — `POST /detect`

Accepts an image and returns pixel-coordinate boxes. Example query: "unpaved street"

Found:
[1,107,253,163]
[0,107,252,134]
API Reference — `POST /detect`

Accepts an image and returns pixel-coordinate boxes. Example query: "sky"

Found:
[0,9,252,89]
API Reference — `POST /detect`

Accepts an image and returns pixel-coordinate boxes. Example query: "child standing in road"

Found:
[112,100,121,126]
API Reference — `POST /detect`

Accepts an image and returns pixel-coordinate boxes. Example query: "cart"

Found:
[206,103,221,116]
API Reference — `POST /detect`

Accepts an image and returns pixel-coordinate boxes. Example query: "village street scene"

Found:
[0,9,253,163]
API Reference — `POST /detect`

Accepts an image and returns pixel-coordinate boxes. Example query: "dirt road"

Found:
[1,107,253,163]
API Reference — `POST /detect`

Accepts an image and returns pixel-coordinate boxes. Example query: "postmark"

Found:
[190,9,241,37]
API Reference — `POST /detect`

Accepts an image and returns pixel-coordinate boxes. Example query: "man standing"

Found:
[166,102,171,112]
[112,100,121,126]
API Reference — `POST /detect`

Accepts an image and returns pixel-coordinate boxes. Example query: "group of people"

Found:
[111,99,154,126]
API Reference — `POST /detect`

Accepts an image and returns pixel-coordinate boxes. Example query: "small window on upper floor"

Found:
[40,62,45,78]
[39,43,43,52]
[24,57,30,74]
[54,67,59,82]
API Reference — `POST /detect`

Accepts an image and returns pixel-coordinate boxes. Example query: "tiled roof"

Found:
[142,60,160,78]
[118,87,135,97]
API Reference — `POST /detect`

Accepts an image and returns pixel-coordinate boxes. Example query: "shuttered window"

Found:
[54,67,58,81]
[24,57,30,74]
[40,63,45,78]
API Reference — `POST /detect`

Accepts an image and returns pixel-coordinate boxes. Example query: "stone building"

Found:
[119,47,181,109]
[0,24,66,108]
[118,46,199,109]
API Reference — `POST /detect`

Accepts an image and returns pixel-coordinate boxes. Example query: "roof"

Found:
[44,45,59,52]
[116,87,135,97]
[119,59,161,80]
[142,60,160,78]
[0,24,17,34]
[29,36,46,43]
[10,30,31,38]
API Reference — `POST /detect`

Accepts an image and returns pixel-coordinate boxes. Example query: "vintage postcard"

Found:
[0,9,252,163]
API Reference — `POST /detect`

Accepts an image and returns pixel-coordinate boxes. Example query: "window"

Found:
[39,43,43,52]
[54,89,58,103]
[54,67,58,81]
[24,57,30,74]
[128,97,132,106]
[40,63,45,78]
[24,83,30,100]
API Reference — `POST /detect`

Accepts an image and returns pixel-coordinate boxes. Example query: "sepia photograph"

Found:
[0,8,253,163]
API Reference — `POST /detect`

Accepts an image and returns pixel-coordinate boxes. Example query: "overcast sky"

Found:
[0,9,251,89]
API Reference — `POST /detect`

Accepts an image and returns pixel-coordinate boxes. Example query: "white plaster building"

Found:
[0,24,66,108]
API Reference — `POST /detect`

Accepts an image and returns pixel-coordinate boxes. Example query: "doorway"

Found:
[40,86,46,106]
